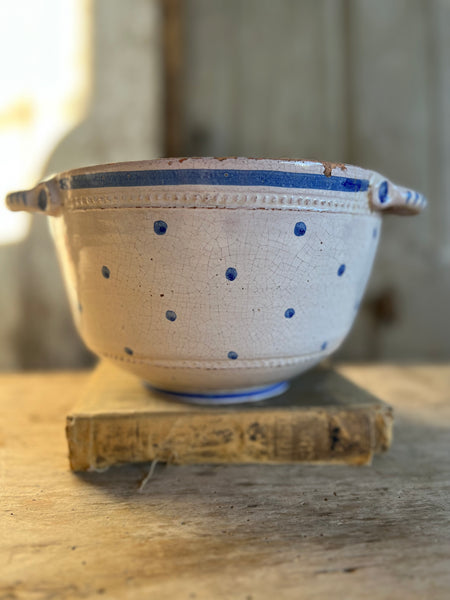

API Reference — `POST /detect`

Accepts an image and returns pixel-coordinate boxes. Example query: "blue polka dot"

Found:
[228,351,238,360]
[321,342,328,351]
[406,191,412,204]
[124,347,134,356]
[101,265,110,279]
[226,267,237,281]
[165,310,177,322]
[294,221,307,236]
[38,189,47,211]
[373,227,377,239]
[378,181,389,204]
[284,308,295,318]
[337,264,346,277]
[154,220,168,235]
[414,192,420,203]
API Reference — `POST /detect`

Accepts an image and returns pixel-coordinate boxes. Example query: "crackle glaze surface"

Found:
[7,158,426,400]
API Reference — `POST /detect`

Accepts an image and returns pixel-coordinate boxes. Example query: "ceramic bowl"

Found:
[7,158,426,403]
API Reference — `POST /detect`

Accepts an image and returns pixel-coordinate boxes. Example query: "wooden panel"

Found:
[341,0,450,360]
[430,0,450,265]
[180,0,347,160]
[1,0,449,371]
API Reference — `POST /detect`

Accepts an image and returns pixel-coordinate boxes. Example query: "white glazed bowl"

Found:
[7,158,426,403]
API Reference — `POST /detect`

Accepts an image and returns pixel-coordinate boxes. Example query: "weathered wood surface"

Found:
[67,362,392,471]
[1,0,449,372]
[1,365,450,599]
[180,0,347,159]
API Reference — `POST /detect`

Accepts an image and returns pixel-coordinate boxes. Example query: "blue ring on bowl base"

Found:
[146,380,290,405]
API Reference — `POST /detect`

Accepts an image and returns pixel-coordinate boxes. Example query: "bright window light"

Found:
[0,0,91,244]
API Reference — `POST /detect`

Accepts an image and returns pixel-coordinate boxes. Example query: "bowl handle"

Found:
[369,176,427,215]
[5,178,62,216]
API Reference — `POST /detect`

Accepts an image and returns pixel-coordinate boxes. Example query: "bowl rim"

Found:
[56,156,372,180]
[6,157,427,217]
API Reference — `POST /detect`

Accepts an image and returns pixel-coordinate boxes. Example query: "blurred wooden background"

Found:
[0,0,449,371]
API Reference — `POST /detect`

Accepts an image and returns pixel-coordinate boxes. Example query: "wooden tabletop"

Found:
[1,365,450,599]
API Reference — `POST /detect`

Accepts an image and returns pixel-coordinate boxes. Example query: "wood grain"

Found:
[162,0,184,156]
[180,0,347,159]
[1,365,450,598]
[66,362,393,471]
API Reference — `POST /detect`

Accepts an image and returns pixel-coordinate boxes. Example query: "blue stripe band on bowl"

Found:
[60,169,369,193]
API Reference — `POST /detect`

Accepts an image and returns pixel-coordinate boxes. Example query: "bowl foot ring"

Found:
[145,380,290,405]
